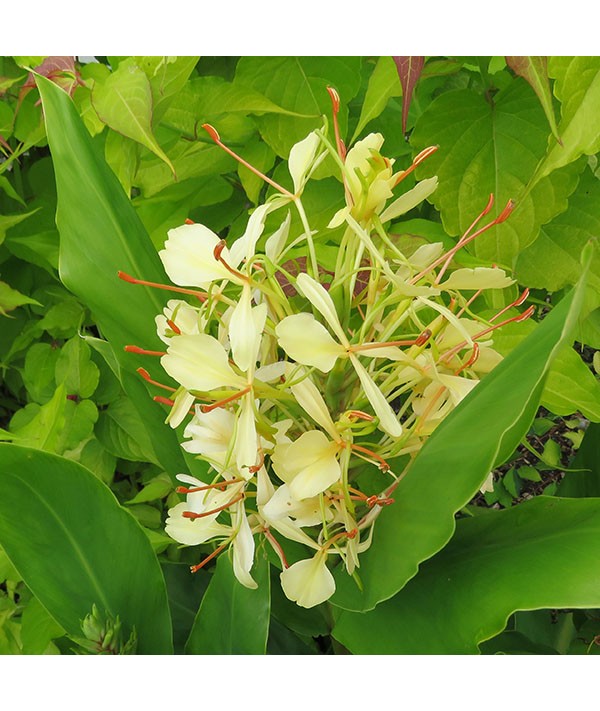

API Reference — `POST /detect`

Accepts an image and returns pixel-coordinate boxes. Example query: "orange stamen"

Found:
[202,123,294,198]
[322,528,358,551]
[166,318,181,335]
[350,443,390,471]
[346,410,375,422]
[136,367,176,392]
[263,528,289,569]
[213,240,249,282]
[154,395,175,406]
[176,478,244,494]
[118,271,206,302]
[393,145,438,186]
[125,345,166,357]
[489,288,530,323]
[190,540,229,573]
[201,385,252,413]
[454,343,480,375]
[182,492,244,520]
[185,218,194,225]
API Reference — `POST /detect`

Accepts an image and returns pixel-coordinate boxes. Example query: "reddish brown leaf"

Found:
[276,257,334,296]
[393,56,425,134]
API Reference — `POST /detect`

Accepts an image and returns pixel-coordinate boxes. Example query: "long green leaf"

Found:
[333,497,600,654]
[0,444,173,654]
[185,550,270,654]
[331,252,590,612]
[36,75,188,476]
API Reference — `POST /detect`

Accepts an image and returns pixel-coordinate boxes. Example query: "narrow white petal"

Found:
[289,370,338,439]
[161,334,244,392]
[440,267,515,291]
[235,395,258,479]
[265,212,291,263]
[159,223,232,288]
[229,286,260,372]
[288,131,321,194]
[232,503,257,589]
[280,554,336,608]
[166,389,195,428]
[379,177,439,223]
[350,355,402,437]
[296,273,348,345]
[229,203,271,267]
[255,361,287,383]
[276,313,345,372]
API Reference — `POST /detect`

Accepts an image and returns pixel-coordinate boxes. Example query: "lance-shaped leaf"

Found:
[393,56,424,135]
[531,57,600,187]
[92,60,175,175]
[331,248,590,612]
[352,57,402,142]
[36,75,189,476]
[0,444,173,654]
[506,56,560,142]
[185,550,270,654]
[334,497,600,654]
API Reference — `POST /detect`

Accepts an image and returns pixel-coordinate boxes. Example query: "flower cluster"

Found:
[122,91,532,608]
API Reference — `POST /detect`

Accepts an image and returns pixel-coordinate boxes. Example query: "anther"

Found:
[346,410,375,422]
[166,319,181,335]
[124,345,167,356]
[190,541,229,574]
[213,240,249,282]
[153,395,175,406]
[185,218,194,225]
[415,328,432,347]
[350,443,390,471]
[118,271,206,302]
[136,367,176,391]
[394,145,438,185]
[176,478,243,494]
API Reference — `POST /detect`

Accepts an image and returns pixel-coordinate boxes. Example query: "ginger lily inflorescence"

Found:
[122,91,531,608]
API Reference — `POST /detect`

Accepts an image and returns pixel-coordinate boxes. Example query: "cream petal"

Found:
[296,273,348,344]
[235,395,259,479]
[276,313,345,372]
[166,389,195,428]
[379,177,439,223]
[229,286,258,372]
[288,131,321,194]
[165,502,230,546]
[265,212,291,263]
[350,355,402,437]
[440,267,515,291]
[289,370,338,439]
[161,334,244,392]
[232,502,257,589]
[280,553,336,608]
[229,203,271,267]
[159,223,233,288]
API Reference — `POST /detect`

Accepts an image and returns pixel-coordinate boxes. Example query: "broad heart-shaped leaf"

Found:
[235,57,363,157]
[531,57,600,187]
[91,61,175,175]
[36,75,189,477]
[506,56,560,142]
[411,79,582,267]
[333,497,600,654]
[0,444,173,654]
[331,256,589,612]
[185,549,270,654]
[516,167,600,293]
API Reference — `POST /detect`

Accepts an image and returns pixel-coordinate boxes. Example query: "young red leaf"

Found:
[393,56,425,134]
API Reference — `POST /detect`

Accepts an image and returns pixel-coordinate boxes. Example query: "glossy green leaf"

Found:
[332,259,589,612]
[541,345,600,422]
[55,337,100,400]
[557,423,600,497]
[411,80,582,266]
[531,57,600,186]
[0,279,40,316]
[516,168,600,293]
[235,57,362,156]
[506,56,560,142]
[96,396,159,465]
[185,550,270,654]
[0,444,173,654]
[20,597,64,654]
[351,57,401,142]
[36,75,188,476]
[333,497,600,654]
[91,62,175,174]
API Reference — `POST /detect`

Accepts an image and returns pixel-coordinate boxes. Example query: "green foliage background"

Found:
[0,56,599,655]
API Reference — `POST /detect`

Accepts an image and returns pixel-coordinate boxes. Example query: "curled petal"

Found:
[265,212,291,263]
[229,202,271,267]
[166,389,195,429]
[229,288,267,372]
[288,368,338,439]
[288,131,322,194]
[280,553,335,608]
[235,394,259,479]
